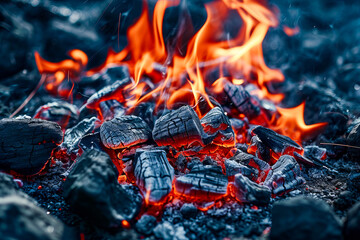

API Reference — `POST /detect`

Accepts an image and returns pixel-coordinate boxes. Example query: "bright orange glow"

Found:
[121,220,130,229]
[271,102,328,143]
[283,26,300,36]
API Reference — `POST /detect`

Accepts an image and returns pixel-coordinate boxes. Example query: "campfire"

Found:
[0,0,360,239]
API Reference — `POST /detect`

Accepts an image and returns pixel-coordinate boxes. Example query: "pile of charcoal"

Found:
[1,0,360,240]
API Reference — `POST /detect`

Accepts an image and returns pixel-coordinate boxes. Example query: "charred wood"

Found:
[100,115,151,149]
[134,149,174,204]
[0,118,62,175]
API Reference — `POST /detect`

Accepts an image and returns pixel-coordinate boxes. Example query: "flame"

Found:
[271,102,328,143]
[283,26,300,36]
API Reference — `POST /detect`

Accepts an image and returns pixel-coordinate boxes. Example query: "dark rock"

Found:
[270,196,342,240]
[134,149,174,204]
[344,202,360,240]
[0,195,66,240]
[180,203,198,219]
[233,174,271,205]
[0,118,62,175]
[100,115,151,149]
[63,149,142,228]
[135,215,157,235]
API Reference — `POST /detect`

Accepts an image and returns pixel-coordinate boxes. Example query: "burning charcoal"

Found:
[134,150,174,204]
[230,118,248,143]
[63,149,142,228]
[224,82,260,119]
[99,100,125,121]
[229,149,270,181]
[202,156,218,166]
[264,155,305,194]
[252,126,302,154]
[0,118,62,175]
[248,135,271,162]
[344,202,360,240]
[135,215,157,235]
[153,105,208,148]
[100,115,151,149]
[200,107,235,147]
[304,145,327,160]
[225,159,258,179]
[33,101,79,128]
[0,195,67,240]
[174,165,228,201]
[78,132,103,153]
[233,174,271,205]
[175,154,187,172]
[270,197,342,240]
[132,102,157,129]
[61,117,99,154]
[85,79,131,112]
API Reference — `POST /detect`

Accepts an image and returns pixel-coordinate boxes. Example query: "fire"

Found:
[271,102,328,143]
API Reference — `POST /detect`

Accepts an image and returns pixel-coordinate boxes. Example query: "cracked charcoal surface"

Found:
[200,106,235,147]
[223,82,260,119]
[63,149,142,228]
[0,118,63,175]
[100,115,151,149]
[174,165,228,200]
[152,105,207,148]
[264,155,305,195]
[233,173,271,205]
[134,149,174,203]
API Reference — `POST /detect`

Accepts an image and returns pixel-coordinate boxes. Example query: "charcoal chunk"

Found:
[200,107,235,147]
[61,117,98,154]
[348,173,360,192]
[100,115,151,149]
[33,101,79,128]
[233,174,271,205]
[63,149,142,228]
[135,215,157,235]
[99,99,125,121]
[270,197,342,240]
[180,203,198,219]
[0,118,62,175]
[174,165,228,201]
[344,202,360,240]
[264,155,305,194]
[252,126,302,154]
[134,150,174,204]
[153,105,207,148]
[224,82,260,119]
[0,172,29,200]
[0,195,66,240]
[85,79,131,113]
[347,122,360,160]
[225,159,258,179]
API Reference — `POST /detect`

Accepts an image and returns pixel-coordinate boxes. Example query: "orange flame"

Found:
[271,102,328,143]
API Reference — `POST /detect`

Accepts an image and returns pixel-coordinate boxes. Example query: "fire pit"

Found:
[1,0,360,239]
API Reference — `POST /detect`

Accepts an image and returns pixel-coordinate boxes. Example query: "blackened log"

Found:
[233,173,271,205]
[224,82,260,119]
[0,118,62,175]
[152,105,208,148]
[174,165,228,201]
[252,126,302,154]
[100,115,151,149]
[61,117,98,154]
[200,107,235,147]
[63,149,142,228]
[33,101,79,128]
[264,155,305,194]
[85,79,131,111]
[134,150,174,204]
